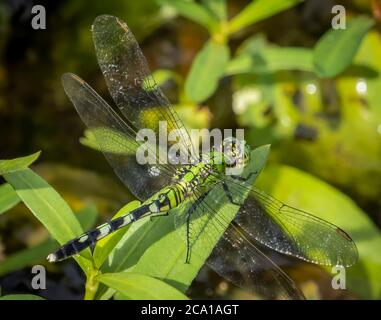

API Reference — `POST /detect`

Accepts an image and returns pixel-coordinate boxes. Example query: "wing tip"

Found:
[335,227,359,267]
[92,14,126,32]
[61,73,85,87]
[93,14,115,25]
[92,15,130,35]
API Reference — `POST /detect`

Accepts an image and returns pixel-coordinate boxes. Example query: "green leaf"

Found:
[236,33,267,55]
[93,200,141,269]
[97,272,188,300]
[99,146,270,297]
[160,0,218,32]
[0,294,45,300]
[0,205,97,277]
[227,0,304,35]
[76,204,98,231]
[3,168,93,275]
[351,31,381,122]
[256,164,381,299]
[313,16,375,78]
[0,239,57,277]
[226,47,313,75]
[151,69,182,88]
[185,41,229,102]
[0,152,40,175]
[0,183,20,215]
[202,0,226,21]
[227,34,313,75]
[262,48,313,72]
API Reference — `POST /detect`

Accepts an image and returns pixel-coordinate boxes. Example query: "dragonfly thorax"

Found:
[174,162,215,194]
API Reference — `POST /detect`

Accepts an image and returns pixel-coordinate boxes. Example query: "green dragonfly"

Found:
[47,15,358,300]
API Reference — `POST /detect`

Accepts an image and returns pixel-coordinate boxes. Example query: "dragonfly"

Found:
[47,15,358,300]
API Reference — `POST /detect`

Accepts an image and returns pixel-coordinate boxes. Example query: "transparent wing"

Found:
[173,186,230,264]
[208,221,305,300]
[92,15,197,163]
[221,177,358,267]
[61,73,175,200]
[172,187,304,300]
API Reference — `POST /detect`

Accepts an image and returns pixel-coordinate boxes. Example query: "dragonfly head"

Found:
[222,137,250,169]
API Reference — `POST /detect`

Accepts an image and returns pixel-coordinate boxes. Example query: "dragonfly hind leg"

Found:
[184,190,210,263]
[222,182,241,206]
[149,212,169,222]
[223,171,258,205]
[185,212,191,264]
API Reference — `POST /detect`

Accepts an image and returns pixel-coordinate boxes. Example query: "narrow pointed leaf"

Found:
[160,0,218,32]
[0,183,20,215]
[227,0,304,35]
[97,272,188,300]
[0,239,56,277]
[185,41,229,102]
[202,0,227,21]
[76,204,98,231]
[226,47,313,75]
[0,152,40,175]
[3,169,93,275]
[0,206,97,277]
[313,16,375,77]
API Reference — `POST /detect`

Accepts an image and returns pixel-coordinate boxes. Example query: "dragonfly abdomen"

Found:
[47,205,150,262]
[47,166,212,263]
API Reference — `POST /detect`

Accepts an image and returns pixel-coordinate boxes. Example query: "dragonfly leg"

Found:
[222,181,242,205]
[149,212,169,222]
[225,171,257,205]
[230,171,257,182]
[185,212,191,264]
[185,190,210,263]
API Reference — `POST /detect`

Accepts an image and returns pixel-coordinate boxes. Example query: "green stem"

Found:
[212,22,229,45]
[84,269,100,300]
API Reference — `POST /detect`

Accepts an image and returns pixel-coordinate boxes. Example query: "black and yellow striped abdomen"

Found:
[47,161,216,262]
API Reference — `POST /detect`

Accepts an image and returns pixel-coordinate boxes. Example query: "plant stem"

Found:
[84,269,99,300]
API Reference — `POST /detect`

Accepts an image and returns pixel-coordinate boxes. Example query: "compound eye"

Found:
[222,137,247,167]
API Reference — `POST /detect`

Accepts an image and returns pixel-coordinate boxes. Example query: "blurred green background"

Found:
[0,0,381,300]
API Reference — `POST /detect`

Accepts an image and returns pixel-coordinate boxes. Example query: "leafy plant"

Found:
[0,145,269,300]
[1,0,380,301]
[157,0,374,108]
[313,16,375,77]
[0,184,20,215]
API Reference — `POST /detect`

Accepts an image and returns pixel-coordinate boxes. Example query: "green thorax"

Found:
[141,152,227,213]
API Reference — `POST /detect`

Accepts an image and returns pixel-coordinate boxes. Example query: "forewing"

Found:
[61,73,174,200]
[92,15,196,163]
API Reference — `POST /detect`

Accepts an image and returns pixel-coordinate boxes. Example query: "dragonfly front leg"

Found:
[230,171,257,182]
